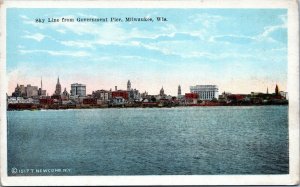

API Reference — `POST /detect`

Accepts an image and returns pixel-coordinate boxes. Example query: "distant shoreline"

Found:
[7,103,288,111]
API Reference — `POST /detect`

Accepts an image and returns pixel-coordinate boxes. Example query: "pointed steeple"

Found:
[41,77,43,90]
[55,76,62,95]
[275,84,279,95]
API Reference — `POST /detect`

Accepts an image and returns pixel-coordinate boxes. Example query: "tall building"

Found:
[92,90,111,102]
[54,77,62,95]
[71,83,86,97]
[12,83,40,98]
[38,77,46,96]
[25,84,39,97]
[127,80,131,91]
[178,85,182,98]
[126,80,140,101]
[190,85,218,101]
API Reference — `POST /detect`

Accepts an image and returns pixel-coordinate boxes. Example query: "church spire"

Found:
[275,84,279,95]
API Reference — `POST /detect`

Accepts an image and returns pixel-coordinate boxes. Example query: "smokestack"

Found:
[115,86,117,91]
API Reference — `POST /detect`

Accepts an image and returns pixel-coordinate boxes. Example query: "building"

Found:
[185,93,199,104]
[38,78,46,96]
[275,84,279,95]
[127,80,131,91]
[25,84,39,97]
[112,90,128,100]
[279,91,288,99]
[12,83,42,98]
[112,97,126,106]
[178,85,182,99]
[82,98,97,105]
[70,83,86,97]
[39,98,54,105]
[12,84,23,97]
[61,88,70,100]
[190,85,219,101]
[125,80,140,101]
[160,87,165,96]
[128,89,140,101]
[54,77,62,95]
[92,90,111,103]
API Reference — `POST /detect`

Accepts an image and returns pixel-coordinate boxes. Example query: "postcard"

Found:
[0,0,299,186]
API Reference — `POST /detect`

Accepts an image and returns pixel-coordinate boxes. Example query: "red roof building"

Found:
[185,93,199,99]
[112,90,128,100]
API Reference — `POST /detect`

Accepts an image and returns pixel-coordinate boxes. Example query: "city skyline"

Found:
[7,9,287,95]
[10,76,285,97]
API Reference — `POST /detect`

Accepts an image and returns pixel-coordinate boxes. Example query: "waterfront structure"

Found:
[7,97,35,104]
[190,85,219,101]
[92,90,111,103]
[70,83,86,97]
[185,93,198,104]
[112,90,128,100]
[54,77,62,95]
[112,97,126,106]
[82,98,97,105]
[279,91,288,99]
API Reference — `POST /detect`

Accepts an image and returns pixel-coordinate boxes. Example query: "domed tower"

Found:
[55,76,62,95]
[160,86,165,96]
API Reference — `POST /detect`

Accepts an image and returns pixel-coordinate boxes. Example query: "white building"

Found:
[190,85,219,101]
[70,83,86,97]
[7,97,35,104]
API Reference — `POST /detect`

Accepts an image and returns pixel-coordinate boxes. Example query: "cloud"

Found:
[56,29,66,34]
[19,15,30,20]
[60,40,94,48]
[17,45,25,49]
[190,13,223,28]
[22,33,47,42]
[212,35,256,44]
[256,14,287,42]
[19,49,90,57]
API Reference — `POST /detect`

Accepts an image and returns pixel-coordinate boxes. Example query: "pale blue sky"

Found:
[7,8,287,95]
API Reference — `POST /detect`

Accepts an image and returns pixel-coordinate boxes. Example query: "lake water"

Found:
[7,106,289,175]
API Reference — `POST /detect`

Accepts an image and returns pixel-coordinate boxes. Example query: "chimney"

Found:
[115,86,117,91]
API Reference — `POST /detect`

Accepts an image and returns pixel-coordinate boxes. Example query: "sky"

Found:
[7,8,287,96]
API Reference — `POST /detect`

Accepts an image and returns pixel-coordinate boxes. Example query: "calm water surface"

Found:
[7,106,288,175]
